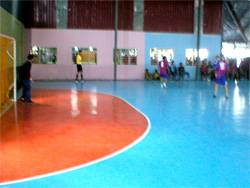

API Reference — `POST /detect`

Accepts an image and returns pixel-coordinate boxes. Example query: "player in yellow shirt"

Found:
[75,51,83,82]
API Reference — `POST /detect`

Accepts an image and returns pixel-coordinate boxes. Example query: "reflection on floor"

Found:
[0,89,148,183]
[0,81,249,188]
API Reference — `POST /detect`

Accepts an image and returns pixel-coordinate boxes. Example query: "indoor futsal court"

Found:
[0,0,250,187]
[1,81,250,187]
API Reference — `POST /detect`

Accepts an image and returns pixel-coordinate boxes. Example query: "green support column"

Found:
[194,0,203,80]
[133,0,144,31]
[114,0,118,81]
[56,0,68,29]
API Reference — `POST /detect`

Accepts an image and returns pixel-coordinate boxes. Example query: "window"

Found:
[150,48,174,65]
[72,46,97,64]
[222,42,250,67]
[114,49,137,65]
[31,46,57,64]
[185,48,196,66]
[185,48,208,66]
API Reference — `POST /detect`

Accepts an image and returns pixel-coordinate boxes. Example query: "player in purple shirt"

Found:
[158,56,169,88]
[213,56,229,99]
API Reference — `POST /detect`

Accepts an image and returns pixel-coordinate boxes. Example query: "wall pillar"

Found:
[133,0,144,31]
[194,0,204,80]
[55,0,68,28]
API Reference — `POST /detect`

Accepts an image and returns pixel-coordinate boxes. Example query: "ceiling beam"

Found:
[244,20,250,31]
[224,1,248,42]
[238,8,249,19]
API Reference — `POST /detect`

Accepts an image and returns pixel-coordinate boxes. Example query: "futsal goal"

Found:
[0,34,16,116]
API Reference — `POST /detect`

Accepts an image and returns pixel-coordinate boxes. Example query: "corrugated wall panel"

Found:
[118,0,133,30]
[2,0,223,33]
[203,1,222,34]
[32,0,56,28]
[68,0,133,30]
[68,0,115,29]
[144,0,194,33]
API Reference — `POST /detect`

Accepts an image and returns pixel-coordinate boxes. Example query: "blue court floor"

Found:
[1,80,250,188]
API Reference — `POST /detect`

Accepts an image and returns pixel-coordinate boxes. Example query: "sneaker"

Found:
[20,97,25,102]
[75,80,79,83]
[25,99,33,103]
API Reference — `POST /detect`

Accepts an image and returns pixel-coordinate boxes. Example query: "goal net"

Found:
[0,34,16,116]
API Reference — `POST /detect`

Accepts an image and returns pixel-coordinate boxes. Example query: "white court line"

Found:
[0,91,151,186]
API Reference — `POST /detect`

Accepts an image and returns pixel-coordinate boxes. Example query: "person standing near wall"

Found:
[75,50,83,83]
[20,54,34,103]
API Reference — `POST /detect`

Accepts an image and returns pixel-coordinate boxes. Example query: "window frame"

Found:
[31,46,57,64]
[114,48,138,65]
[72,46,97,65]
[150,48,174,65]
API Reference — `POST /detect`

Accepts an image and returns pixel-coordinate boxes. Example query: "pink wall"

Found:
[28,29,145,80]
[24,29,31,60]
[117,31,145,80]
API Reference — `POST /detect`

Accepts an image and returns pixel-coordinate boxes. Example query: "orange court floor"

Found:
[0,80,249,188]
[0,89,148,183]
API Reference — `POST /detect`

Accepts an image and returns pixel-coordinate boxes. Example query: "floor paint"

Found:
[0,80,249,188]
[0,89,148,183]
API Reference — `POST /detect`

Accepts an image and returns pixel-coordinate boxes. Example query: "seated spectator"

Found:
[207,61,214,81]
[144,69,152,80]
[229,61,238,81]
[178,63,185,80]
[200,60,207,80]
[153,69,160,80]
[239,58,250,80]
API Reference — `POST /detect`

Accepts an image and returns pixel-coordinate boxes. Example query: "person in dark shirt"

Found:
[178,62,185,80]
[20,54,34,103]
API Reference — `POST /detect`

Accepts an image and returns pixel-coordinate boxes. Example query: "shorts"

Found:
[215,75,227,86]
[160,73,168,80]
[77,64,82,72]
